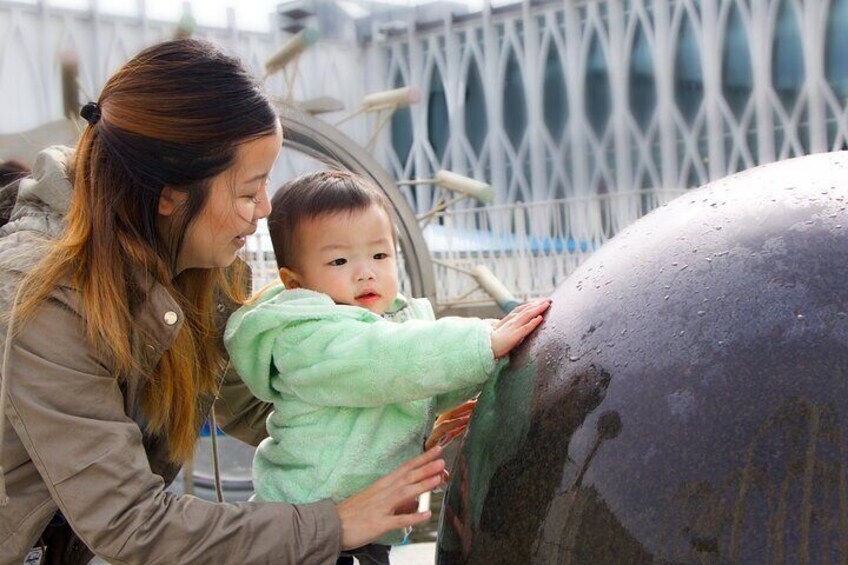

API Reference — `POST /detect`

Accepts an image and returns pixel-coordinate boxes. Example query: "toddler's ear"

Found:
[279,267,302,290]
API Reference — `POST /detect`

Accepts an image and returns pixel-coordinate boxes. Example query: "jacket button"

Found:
[163,311,178,326]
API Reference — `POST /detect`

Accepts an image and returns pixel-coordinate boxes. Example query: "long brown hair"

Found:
[15,40,278,462]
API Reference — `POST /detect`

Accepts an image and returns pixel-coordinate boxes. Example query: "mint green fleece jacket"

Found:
[223,284,500,531]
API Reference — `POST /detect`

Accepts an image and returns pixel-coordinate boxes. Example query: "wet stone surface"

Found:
[437,152,848,564]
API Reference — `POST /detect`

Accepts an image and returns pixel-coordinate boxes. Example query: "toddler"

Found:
[224,171,550,564]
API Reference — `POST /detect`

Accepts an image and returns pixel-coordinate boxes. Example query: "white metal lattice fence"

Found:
[374,0,848,211]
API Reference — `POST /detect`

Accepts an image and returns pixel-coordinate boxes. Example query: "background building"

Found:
[2,0,847,306]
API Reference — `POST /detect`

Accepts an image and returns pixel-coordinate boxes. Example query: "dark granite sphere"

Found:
[437,152,848,564]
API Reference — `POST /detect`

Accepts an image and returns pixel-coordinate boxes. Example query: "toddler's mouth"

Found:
[356,291,381,303]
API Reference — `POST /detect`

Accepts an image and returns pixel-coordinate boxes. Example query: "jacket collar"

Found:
[127,270,184,373]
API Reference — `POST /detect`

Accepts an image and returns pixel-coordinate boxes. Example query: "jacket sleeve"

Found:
[2,293,341,564]
[213,361,272,447]
[226,295,499,408]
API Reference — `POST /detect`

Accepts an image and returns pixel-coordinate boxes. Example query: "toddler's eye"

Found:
[374,253,389,260]
[329,258,347,266]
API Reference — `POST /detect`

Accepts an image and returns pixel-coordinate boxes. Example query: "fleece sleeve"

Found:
[225,289,498,408]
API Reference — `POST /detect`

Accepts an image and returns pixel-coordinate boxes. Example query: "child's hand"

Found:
[425,399,477,451]
[490,297,552,358]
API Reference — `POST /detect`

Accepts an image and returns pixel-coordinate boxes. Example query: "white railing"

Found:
[244,188,687,307]
[423,188,687,307]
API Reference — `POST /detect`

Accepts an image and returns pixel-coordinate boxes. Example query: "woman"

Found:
[0,39,444,564]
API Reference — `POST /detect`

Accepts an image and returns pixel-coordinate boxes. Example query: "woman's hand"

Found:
[336,446,445,550]
[490,297,552,358]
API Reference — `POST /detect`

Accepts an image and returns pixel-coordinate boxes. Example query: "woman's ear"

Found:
[279,267,302,290]
[158,185,187,217]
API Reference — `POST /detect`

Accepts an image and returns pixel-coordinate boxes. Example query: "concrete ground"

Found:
[337,542,437,565]
[389,542,436,564]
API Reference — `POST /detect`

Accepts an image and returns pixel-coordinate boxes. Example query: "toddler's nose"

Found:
[356,267,376,281]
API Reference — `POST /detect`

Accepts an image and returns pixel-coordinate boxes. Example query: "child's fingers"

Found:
[507,315,545,344]
[426,416,468,449]
[497,298,551,329]
[515,299,550,317]
[431,410,471,435]
[436,400,477,422]
[432,417,469,438]
[504,299,548,319]
[505,301,537,315]
[522,315,545,329]
[424,430,446,451]
[498,299,538,319]
[437,427,466,447]
[529,298,553,311]
[518,315,545,336]
[436,402,477,423]
[502,303,549,330]
[519,297,550,305]
[523,297,552,309]
[433,412,470,428]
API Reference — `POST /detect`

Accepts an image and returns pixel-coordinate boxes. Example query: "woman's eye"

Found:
[243,193,260,204]
[329,258,347,266]
[374,253,389,260]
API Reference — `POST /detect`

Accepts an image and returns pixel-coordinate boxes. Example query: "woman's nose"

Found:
[255,188,272,220]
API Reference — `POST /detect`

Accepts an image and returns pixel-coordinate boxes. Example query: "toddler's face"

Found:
[281,203,399,315]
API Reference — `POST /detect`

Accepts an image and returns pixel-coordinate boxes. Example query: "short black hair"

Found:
[268,170,395,269]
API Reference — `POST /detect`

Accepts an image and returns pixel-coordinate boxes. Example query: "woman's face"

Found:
[158,122,282,273]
